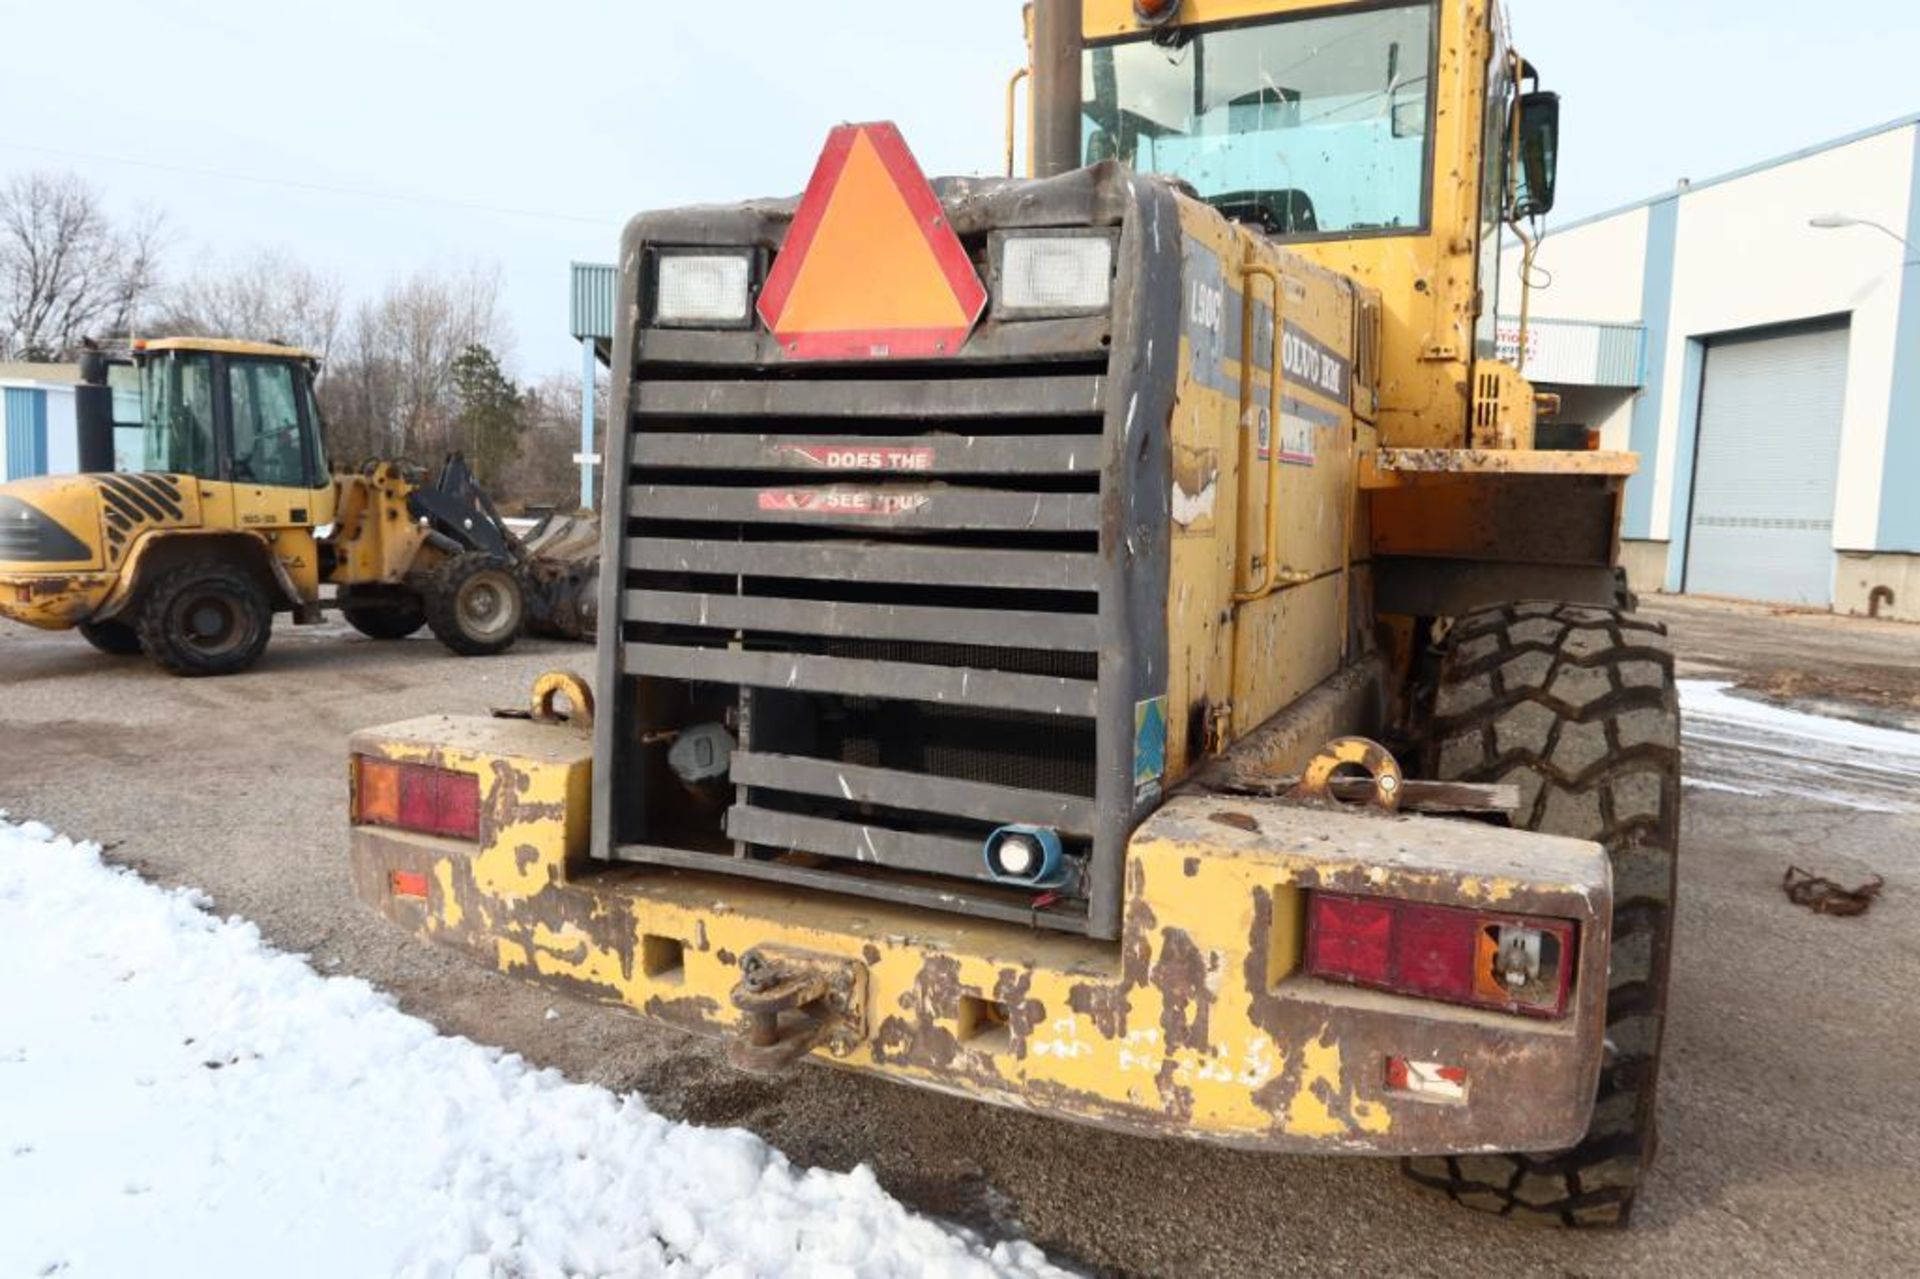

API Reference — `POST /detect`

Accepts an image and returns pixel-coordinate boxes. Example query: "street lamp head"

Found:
[1809,214,1861,230]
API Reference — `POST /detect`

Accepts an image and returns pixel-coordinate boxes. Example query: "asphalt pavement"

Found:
[2,601,1916,1277]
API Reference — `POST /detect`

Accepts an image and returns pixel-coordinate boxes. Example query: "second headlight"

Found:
[652,249,756,328]
[991,230,1116,319]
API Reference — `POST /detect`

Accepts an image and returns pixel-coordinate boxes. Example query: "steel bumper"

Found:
[349,715,1612,1156]
[0,572,114,629]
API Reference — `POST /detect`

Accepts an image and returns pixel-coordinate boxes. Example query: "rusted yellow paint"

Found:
[434,859,465,930]
[348,716,1614,1156]
[1286,1034,1349,1137]
[1163,198,1367,777]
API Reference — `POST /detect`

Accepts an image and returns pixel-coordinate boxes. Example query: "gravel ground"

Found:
[3,604,1917,1277]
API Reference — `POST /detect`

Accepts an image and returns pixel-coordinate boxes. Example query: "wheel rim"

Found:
[457,572,521,642]
[180,593,248,657]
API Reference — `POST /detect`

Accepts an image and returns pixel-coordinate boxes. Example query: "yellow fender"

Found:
[96,529,306,622]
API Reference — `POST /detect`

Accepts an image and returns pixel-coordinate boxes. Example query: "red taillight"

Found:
[354,757,481,841]
[1394,904,1480,1004]
[1305,892,1577,1019]
[1307,893,1395,986]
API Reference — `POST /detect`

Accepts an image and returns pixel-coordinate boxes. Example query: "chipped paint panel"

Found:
[0,572,116,628]
[350,717,1612,1157]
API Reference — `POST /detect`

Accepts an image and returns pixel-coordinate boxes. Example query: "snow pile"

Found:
[1680,680,1920,815]
[0,818,1061,1279]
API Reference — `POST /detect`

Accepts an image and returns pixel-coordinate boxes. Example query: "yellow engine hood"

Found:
[0,472,199,573]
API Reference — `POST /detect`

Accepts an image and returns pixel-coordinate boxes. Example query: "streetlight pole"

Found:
[1809,214,1920,264]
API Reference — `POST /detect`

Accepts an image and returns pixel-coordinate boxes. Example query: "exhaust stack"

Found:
[74,351,117,475]
[1031,0,1084,178]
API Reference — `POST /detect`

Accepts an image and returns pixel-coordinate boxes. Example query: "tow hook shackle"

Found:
[726,948,868,1077]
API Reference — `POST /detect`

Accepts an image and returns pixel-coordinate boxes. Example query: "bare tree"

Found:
[318,265,510,464]
[504,370,607,512]
[0,171,165,361]
[155,248,345,363]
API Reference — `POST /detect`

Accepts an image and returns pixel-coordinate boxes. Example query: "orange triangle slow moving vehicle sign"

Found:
[758,122,987,361]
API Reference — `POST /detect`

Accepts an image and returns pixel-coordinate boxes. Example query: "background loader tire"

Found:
[424,552,524,657]
[339,590,428,641]
[1403,603,1681,1228]
[136,562,274,678]
[78,620,144,656]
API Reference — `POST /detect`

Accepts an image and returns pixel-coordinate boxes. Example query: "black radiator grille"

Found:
[613,341,1114,934]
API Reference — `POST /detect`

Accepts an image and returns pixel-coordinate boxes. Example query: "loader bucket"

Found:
[518,514,601,642]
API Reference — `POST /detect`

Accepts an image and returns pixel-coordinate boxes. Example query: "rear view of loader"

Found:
[345,0,1683,1231]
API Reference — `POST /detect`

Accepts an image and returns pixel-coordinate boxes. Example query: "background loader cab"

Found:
[0,337,533,675]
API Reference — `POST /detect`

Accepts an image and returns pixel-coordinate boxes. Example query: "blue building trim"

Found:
[1662,341,1708,593]
[1548,113,1920,239]
[1625,197,1680,541]
[3,387,49,480]
[580,339,599,512]
[1876,129,1920,552]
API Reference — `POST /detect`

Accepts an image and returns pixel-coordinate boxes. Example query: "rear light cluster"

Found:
[1305,892,1577,1019]
[354,757,482,842]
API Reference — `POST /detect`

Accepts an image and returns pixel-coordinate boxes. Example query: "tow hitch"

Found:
[726,947,869,1076]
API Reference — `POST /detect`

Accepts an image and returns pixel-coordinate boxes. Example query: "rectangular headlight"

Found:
[653,250,755,328]
[992,231,1115,318]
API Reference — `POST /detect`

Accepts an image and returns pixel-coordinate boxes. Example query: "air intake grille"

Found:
[611,330,1114,934]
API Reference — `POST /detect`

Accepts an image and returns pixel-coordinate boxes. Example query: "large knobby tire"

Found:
[78,620,144,656]
[136,562,275,678]
[424,552,524,657]
[1403,603,1681,1228]
[338,590,428,641]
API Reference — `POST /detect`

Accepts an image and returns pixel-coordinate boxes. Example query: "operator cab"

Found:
[130,338,331,495]
[1082,1,1560,243]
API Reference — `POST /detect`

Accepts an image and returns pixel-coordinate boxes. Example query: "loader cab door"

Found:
[218,355,335,530]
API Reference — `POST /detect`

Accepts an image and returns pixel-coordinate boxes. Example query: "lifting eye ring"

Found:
[530,671,595,729]
[1291,737,1404,813]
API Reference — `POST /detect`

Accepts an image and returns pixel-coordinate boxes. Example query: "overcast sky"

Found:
[3,0,1916,376]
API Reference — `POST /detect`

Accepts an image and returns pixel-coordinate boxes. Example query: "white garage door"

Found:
[1685,322,1850,605]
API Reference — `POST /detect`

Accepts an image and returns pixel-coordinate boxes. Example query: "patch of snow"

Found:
[1682,778,1763,797]
[0,819,1062,1279]
[1679,681,1920,816]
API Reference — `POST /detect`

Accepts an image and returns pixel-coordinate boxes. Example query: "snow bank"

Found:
[1680,680,1920,816]
[0,818,1062,1279]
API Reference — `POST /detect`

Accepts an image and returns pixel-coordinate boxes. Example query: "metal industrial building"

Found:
[1501,114,1920,621]
[0,363,80,484]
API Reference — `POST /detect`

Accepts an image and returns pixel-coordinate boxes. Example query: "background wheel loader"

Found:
[0,338,599,676]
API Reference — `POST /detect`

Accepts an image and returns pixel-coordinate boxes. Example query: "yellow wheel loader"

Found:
[0,338,598,676]
[346,0,1681,1228]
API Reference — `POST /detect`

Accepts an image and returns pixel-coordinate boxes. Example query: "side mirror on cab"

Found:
[1510,90,1561,220]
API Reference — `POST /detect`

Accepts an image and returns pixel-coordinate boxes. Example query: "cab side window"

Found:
[227,360,309,488]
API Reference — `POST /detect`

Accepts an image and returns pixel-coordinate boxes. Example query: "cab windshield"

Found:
[1083,2,1436,238]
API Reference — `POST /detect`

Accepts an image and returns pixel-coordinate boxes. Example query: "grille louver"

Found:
[611,331,1114,934]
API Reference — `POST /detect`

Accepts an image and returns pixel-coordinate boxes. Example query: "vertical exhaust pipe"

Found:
[1031,0,1084,178]
[74,351,117,474]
